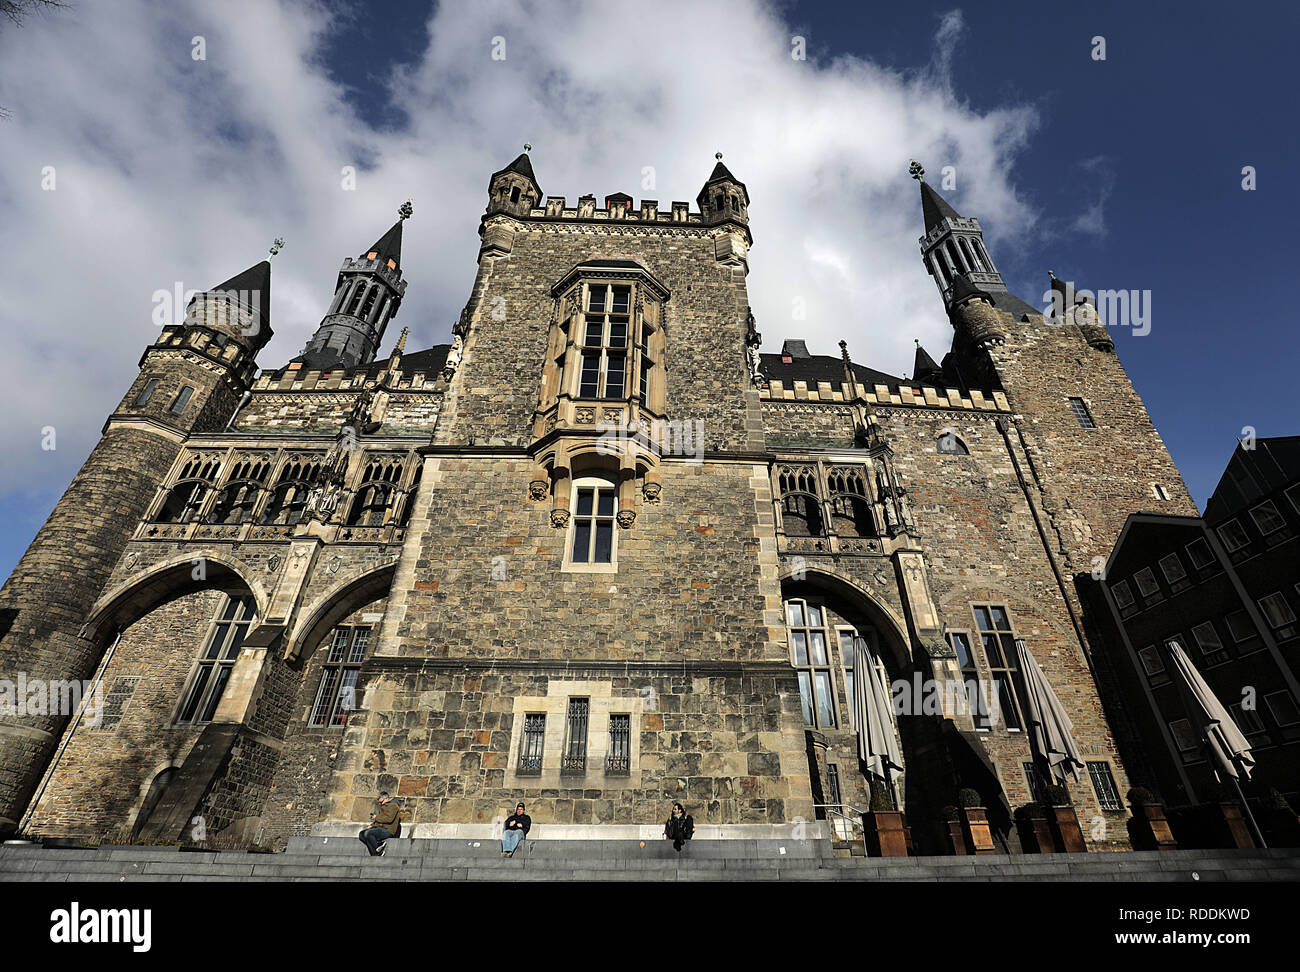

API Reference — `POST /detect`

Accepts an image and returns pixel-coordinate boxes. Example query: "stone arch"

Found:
[81,550,269,646]
[776,564,912,672]
[125,761,181,841]
[284,561,397,662]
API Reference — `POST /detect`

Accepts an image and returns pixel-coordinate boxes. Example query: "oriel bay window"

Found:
[177,595,254,724]
[579,284,630,399]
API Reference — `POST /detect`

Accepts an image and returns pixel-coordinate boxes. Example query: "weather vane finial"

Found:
[716,151,723,161]
[524,142,531,153]
[908,160,925,182]
[269,237,286,259]
[398,198,413,221]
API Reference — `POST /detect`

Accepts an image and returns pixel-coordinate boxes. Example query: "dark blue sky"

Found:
[1,0,1296,579]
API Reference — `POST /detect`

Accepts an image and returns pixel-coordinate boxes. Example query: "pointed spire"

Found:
[394,326,409,354]
[365,219,404,269]
[920,180,962,232]
[195,258,272,343]
[489,145,542,198]
[912,340,944,382]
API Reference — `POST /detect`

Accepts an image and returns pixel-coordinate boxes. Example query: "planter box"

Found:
[946,820,968,856]
[961,807,998,855]
[1130,801,1178,851]
[1047,805,1087,853]
[1017,815,1055,853]
[864,810,908,858]
[1218,802,1256,849]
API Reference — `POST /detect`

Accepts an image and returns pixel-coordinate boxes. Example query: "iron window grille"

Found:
[562,698,589,773]
[177,595,254,724]
[1087,761,1122,810]
[308,626,371,726]
[606,713,631,774]
[518,714,545,774]
[973,605,1027,731]
[1067,397,1095,429]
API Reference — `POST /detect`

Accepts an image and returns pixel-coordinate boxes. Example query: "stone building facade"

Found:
[0,152,1197,853]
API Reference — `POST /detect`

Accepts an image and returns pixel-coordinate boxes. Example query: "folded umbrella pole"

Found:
[854,654,903,791]
[1014,639,1085,785]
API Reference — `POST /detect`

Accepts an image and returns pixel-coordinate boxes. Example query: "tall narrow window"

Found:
[170,385,195,416]
[949,631,993,729]
[134,378,159,406]
[785,599,836,728]
[562,698,589,773]
[570,477,617,564]
[308,626,370,726]
[578,284,631,399]
[177,595,254,724]
[1087,761,1122,810]
[973,605,1025,730]
[519,714,545,774]
[607,714,631,774]
[1067,397,1095,429]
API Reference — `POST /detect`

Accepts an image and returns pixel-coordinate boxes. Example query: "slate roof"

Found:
[208,260,271,332]
[920,181,962,232]
[364,220,404,269]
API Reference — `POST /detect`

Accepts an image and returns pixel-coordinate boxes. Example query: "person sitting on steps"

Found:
[358,791,402,857]
[501,802,531,857]
[664,801,694,852]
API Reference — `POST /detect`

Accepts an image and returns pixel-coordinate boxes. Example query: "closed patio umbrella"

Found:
[854,654,903,782]
[1165,639,1263,846]
[1014,639,1085,783]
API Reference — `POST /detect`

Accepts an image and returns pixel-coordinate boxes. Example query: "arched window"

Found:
[777,465,824,537]
[207,483,261,524]
[261,482,309,525]
[347,483,394,526]
[937,430,969,455]
[569,473,617,564]
[131,767,177,840]
[827,466,874,538]
[157,481,209,523]
[396,464,422,527]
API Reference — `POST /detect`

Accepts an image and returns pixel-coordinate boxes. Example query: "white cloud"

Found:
[1071,155,1116,237]
[0,0,1040,506]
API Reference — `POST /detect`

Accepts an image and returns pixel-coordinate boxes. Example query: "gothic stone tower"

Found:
[319,151,818,837]
[0,264,271,834]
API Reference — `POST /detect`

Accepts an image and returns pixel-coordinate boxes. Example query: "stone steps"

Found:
[2,842,1297,882]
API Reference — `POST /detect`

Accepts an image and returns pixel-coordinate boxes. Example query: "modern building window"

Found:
[1168,718,1200,754]
[949,630,993,729]
[1137,645,1165,678]
[607,713,631,774]
[308,626,370,727]
[1190,621,1229,665]
[1087,761,1122,811]
[169,385,195,415]
[1224,609,1263,654]
[570,475,617,564]
[1217,519,1250,553]
[1186,537,1215,570]
[134,378,159,406]
[578,284,631,399]
[1264,691,1300,728]
[518,714,545,774]
[1230,702,1268,737]
[1249,500,1287,537]
[177,595,254,724]
[1258,593,1298,640]
[1067,397,1095,429]
[973,605,1025,730]
[1111,579,1135,611]
[562,698,589,773]
[785,599,837,728]
[1286,483,1300,517]
[1133,567,1162,602]
[1158,553,1189,589]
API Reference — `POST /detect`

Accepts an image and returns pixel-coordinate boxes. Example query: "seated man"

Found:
[501,802,531,857]
[358,791,401,856]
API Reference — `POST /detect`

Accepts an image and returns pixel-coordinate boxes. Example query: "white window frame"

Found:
[1111,579,1135,610]
[1249,500,1286,536]
[1158,553,1187,585]
[1264,691,1300,728]
[1217,518,1249,552]
[1258,592,1298,639]
[1137,644,1165,677]
[563,474,619,573]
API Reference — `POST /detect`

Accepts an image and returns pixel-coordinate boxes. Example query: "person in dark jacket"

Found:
[359,792,401,856]
[501,802,531,857]
[664,802,694,851]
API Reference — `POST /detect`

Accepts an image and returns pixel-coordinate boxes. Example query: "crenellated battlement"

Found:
[531,195,704,225]
[761,378,1010,412]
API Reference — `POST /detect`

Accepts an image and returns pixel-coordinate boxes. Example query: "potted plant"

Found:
[1041,783,1087,853]
[959,787,997,855]
[1259,787,1300,848]
[1126,786,1177,851]
[863,778,908,857]
[1014,802,1054,853]
[940,805,966,855]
